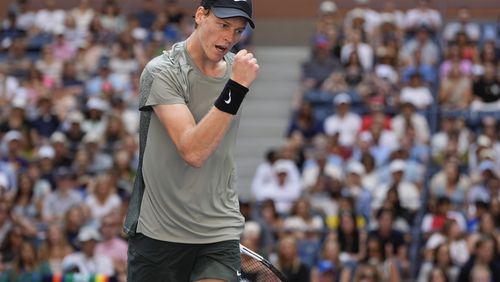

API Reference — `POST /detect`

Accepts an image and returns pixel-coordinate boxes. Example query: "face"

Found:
[195,8,247,61]
[429,268,447,282]
[436,244,451,266]
[358,267,377,282]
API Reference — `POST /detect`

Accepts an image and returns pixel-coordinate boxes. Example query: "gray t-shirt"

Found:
[136,41,244,244]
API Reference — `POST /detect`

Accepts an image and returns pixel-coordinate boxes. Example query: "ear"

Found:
[194,7,208,26]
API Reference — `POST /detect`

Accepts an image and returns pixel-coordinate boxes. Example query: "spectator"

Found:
[11,172,38,221]
[99,1,127,34]
[438,61,473,110]
[443,7,481,43]
[352,263,382,282]
[35,45,63,87]
[310,238,350,282]
[133,0,157,29]
[273,235,311,282]
[373,159,420,216]
[13,0,35,31]
[286,101,324,143]
[471,62,500,111]
[341,28,374,72]
[252,159,302,215]
[426,267,451,282]
[478,41,498,65]
[401,49,437,85]
[431,116,470,165]
[301,35,340,90]
[302,150,342,192]
[38,223,74,274]
[254,199,284,255]
[439,44,473,78]
[63,205,86,251]
[342,161,372,222]
[62,226,114,276]
[400,24,440,67]
[336,211,364,264]
[0,224,24,266]
[34,0,66,35]
[283,197,324,240]
[421,196,467,236]
[430,159,470,210]
[1,130,29,175]
[50,131,73,168]
[85,173,121,223]
[392,100,430,145]
[95,212,128,280]
[344,0,380,39]
[323,93,362,149]
[399,72,434,110]
[69,0,94,33]
[404,0,442,37]
[36,146,56,193]
[31,97,60,139]
[367,208,409,279]
[457,234,500,282]
[2,239,51,281]
[42,167,83,224]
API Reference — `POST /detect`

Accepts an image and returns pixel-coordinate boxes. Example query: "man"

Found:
[62,226,115,276]
[123,1,258,281]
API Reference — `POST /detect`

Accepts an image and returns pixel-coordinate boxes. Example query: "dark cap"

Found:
[201,0,255,28]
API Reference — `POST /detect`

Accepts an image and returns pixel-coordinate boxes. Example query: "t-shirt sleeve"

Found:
[144,70,186,109]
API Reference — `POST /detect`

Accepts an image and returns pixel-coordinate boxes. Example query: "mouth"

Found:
[215,44,228,53]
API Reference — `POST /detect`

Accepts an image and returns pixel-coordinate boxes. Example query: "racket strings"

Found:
[240,253,283,282]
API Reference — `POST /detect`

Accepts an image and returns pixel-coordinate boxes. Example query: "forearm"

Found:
[178,107,233,167]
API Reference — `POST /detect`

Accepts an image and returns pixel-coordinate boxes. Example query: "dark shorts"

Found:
[127,233,241,282]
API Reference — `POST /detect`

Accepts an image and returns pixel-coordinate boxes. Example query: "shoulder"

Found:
[143,41,192,78]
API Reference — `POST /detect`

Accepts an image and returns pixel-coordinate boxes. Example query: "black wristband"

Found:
[214,79,248,115]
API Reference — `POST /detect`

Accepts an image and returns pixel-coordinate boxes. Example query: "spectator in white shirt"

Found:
[341,29,374,72]
[84,173,121,223]
[70,0,95,33]
[252,160,302,215]
[404,0,442,36]
[62,226,114,276]
[34,0,66,34]
[324,93,362,148]
[443,7,481,44]
[372,160,420,214]
[344,0,380,38]
[400,72,434,110]
[392,100,431,145]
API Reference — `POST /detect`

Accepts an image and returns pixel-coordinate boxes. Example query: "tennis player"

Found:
[123,0,257,281]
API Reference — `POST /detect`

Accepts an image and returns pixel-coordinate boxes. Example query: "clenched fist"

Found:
[231,49,259,88]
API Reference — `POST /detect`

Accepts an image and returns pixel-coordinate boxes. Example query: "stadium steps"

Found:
[235,46,309,199]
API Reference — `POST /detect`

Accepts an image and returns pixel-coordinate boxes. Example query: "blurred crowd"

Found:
[0,0,201,281]
[244,0,500,282]
[1,0,500,282]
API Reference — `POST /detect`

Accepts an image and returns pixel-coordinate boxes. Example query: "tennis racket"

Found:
[239,244,287,282]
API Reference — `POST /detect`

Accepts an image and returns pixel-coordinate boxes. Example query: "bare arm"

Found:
[154,49,259,168]
[153,104,233,168]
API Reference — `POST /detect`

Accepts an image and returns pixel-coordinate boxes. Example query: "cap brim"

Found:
[212,7,255,28]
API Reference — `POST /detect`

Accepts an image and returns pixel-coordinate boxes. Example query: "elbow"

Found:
[182,152,207,168]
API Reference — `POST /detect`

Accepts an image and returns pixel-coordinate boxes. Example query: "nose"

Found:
[224,29,238,44]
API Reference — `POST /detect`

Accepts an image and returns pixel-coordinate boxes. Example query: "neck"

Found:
[186,33,226,77]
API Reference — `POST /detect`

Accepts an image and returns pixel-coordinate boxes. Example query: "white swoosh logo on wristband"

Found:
[225,91,232,104]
